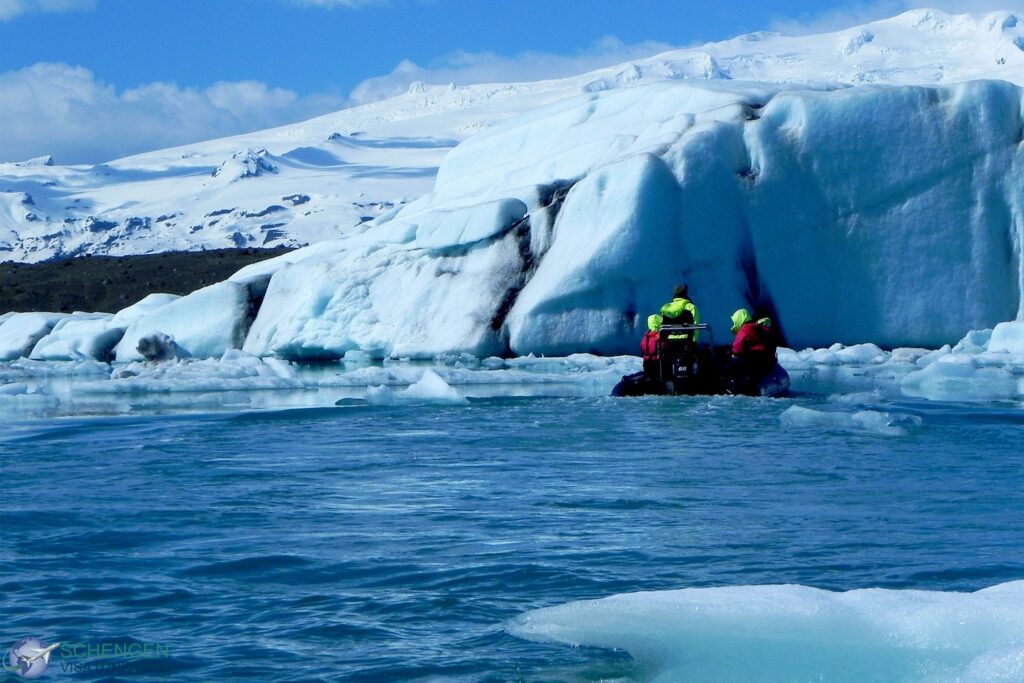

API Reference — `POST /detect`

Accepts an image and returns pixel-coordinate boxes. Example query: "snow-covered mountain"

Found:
[2,8,1024,263]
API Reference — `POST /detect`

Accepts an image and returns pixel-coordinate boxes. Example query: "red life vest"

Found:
[641,330,661,361]
[733,322,769,355]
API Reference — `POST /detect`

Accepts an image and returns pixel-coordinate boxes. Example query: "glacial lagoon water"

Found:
[2,363,1023,681]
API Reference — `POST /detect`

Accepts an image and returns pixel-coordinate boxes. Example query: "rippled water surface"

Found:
[3,389,1024,680]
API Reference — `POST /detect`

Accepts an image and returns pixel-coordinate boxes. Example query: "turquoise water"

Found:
[3,385,1024,680]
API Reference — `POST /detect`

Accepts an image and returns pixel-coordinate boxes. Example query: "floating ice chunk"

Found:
[988,322,1024,354]
[900,354,1022,402]
[90,354,298,394]
[508,581,1024,682]
[403,369,468,403]
[780,405,921,435]
[833,343,888,364]
[366,369,468,405]
[0,312,65,360]
[30,313,124,361]
[790,344,894,372]
[827,389,885,404]
[213,348,295,379]
[115,282,252,361]
[328,365,421,387]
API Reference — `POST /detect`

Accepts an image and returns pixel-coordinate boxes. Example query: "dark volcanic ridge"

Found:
[1,248,293,315]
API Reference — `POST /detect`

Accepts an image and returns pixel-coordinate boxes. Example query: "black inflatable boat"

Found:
[611,324,791,398]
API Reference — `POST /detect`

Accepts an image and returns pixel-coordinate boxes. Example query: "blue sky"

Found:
[0,0,1017,162]
[0,0,856,97]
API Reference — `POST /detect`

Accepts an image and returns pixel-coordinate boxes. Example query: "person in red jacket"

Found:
[640,314,662,379]
[730,308,775,376]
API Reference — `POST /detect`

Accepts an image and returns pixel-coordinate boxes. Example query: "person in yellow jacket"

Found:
[647,284,701,341]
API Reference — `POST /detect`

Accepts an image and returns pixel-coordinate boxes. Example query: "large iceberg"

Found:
[234,78,1022,359]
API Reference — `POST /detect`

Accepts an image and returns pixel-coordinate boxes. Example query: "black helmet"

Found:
[673,284,689,299]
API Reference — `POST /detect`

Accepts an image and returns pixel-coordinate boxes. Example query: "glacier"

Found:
[508,581,1024,683]
[237,77,1023,358]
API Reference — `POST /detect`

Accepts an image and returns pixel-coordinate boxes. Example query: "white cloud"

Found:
[349,36,677,104]
[0,37,678,164]
[0,63,347,164]
[0,0,94,22]
[770,0,1024,36]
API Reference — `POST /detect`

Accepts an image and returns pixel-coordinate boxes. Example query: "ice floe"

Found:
[365,369,469,405]
[780,405,922,436]
[509,581,1024,682]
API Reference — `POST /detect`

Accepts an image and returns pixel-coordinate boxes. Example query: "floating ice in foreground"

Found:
[780,405,922,436]
[508,581,1024,682]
